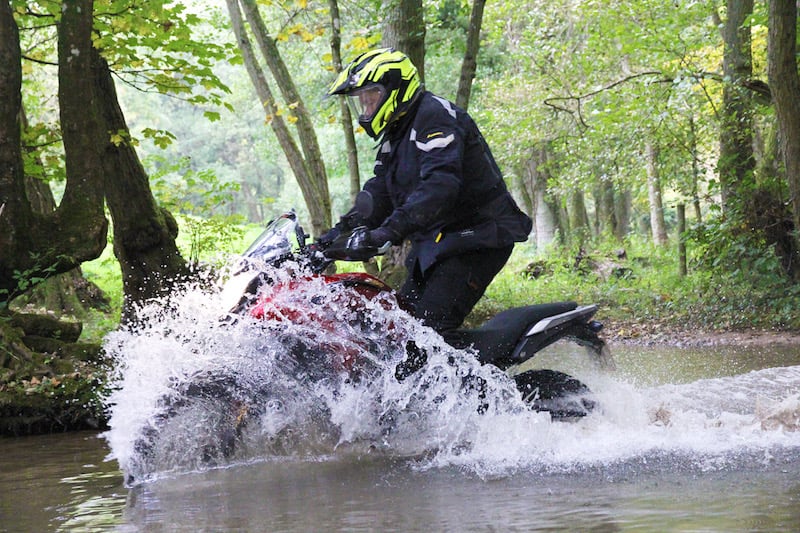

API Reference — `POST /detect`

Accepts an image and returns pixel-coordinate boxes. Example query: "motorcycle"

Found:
[232,209,610,414]
[124,210,611,483]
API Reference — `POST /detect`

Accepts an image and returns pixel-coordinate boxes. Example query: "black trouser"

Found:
[398,245,513,338]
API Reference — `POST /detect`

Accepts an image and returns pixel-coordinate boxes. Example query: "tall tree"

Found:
[567,190,590,250]
[768,0,800,270]
[227,0,332,235]
[19,107,103,317]
[595,179,618,240]
[1,0,108,308]
[382,0,426,78]
[646,140,668,246]
[328,0,361,202]
[4,0,232,317]
[455,0,486,110]
[92,47,190,322]
[717,0,755,213]
[519,144,559,249]
[715,0,799,278]
[376,0,427,287]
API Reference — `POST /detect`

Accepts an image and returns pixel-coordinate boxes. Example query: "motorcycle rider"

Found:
[320,48,532,345]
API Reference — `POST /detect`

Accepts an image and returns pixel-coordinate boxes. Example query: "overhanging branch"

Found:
[544,71,670,128]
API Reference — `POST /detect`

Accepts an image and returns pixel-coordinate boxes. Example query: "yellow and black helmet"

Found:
[327,48,422,139]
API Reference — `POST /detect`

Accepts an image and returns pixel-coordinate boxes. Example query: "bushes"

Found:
[78,217,800,335]
[476,237,800,332]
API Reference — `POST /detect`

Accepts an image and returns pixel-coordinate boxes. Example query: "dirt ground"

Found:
[602,320,800,348]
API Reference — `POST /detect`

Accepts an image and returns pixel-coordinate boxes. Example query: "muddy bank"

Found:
[603,319,800,348]
[1,312,108,436]
[2,309,799,437]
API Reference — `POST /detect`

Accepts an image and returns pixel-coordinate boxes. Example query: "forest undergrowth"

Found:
[78,233,800,347]
[469,239,800,346]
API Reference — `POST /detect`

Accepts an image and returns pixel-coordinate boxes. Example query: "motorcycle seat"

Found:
[449,302,578,366]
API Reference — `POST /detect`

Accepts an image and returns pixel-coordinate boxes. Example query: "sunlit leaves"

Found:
[149,156,245,261]
[320,32,381,72]
[480,0,732,204]
[20,121,64,185]
[276,22,325,43]
[203,111,222,122]
[15,0,238,119]
[109,130,129,147]
[141,128,177,149]
[346,34,382,54]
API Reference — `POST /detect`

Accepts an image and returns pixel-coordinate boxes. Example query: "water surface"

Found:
[2,341,799,532]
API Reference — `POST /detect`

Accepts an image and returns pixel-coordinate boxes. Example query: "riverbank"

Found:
[2,315,799,437]
[602,319,800,348]
[0,311,108,436]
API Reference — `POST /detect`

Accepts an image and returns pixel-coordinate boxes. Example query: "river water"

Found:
[2,340,799,532]
[2,272,800,532]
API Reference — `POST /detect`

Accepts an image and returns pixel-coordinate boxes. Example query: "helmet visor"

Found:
[347,85,387,122]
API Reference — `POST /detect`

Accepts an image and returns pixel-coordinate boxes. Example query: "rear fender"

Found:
[501,306,605,369]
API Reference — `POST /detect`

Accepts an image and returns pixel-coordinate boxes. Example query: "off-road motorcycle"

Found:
[125,210,611,483]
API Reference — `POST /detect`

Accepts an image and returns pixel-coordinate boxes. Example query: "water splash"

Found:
[102,263,800,485]
[426,366,800,479]
[103,262,517,484]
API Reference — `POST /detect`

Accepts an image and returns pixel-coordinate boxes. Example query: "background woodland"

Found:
[1,0,799,359]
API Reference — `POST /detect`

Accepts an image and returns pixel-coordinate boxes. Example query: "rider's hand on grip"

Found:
[323,226,395,262]
[315,227,341,249]
[306,242,331,272]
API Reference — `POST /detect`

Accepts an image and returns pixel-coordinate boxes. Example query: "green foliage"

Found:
[476,234,800,333]
[687,215,785,282]
[92,1,236,109]
[20,121,65,184]
[0,254,60,311]
[149,156,246,264]
[0,368,109,435]
[141,128,178,149]
[476,0,728,217]
[80,251,124,339]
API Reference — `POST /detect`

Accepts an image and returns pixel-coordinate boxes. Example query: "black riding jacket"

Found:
[347,91,531,273]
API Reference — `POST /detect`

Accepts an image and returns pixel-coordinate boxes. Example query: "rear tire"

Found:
[513,369,596,419]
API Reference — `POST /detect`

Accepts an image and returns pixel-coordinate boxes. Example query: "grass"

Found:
[77,230,800,342]
[474,240,800,333]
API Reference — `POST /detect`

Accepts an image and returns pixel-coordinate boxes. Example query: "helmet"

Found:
[327,48,421,139]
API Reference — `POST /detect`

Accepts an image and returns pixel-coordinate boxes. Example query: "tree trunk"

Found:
[646,141,668,246]
[455,0,486,110]
[0,0,32,291]
[16,107,105,318]
[226,0,307,217]
[718,0,755,213]
[91,49,190,322]
[230,0,332,236]
[615,188,632,240]
[21,171,100,317]
[677,204,687,276]
[55,0,109,255]
[377,0,427,288]
[382,0,426,77]
[328,0,361,203]
[596,179,618,240]
[687,114,703,223]
[239,0,331,232]
[1,0,108,306]
[567,190,590,250]
[768,0,800,278]
[520,145,558,249]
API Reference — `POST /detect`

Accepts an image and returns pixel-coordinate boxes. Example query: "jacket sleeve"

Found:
[361,174,394,228]
[383,98,465,237]
[333,174,394,232]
